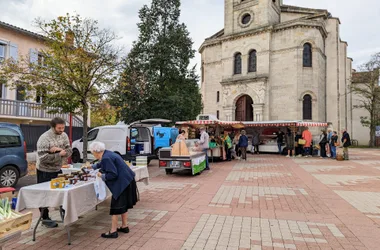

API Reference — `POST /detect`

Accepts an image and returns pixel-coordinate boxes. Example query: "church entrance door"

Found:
[235,95,253,121]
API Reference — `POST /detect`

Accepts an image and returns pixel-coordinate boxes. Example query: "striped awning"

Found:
[175,120,218,125]
[296,122,328,127]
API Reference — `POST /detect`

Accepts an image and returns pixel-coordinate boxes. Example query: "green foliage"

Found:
[113,0,202,124]
[0,14,121,160]
[351,52,380,147]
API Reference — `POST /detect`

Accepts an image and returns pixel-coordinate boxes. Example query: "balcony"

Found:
[0,99,83,127]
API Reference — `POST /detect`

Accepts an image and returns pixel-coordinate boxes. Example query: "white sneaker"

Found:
[286,155,290,158]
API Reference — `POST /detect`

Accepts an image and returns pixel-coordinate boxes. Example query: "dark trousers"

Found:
[235,145,241,157]
[320,143,327,157]
[226,146,232,161]
[37,169,61,219]
[253,145,259,154]
[295,146,303,156]
[240,147,247,160]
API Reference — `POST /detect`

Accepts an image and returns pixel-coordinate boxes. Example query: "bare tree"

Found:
[351,52,380,147]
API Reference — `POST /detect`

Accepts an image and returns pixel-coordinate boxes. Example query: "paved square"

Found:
[181,214,353,250]
[312,174,380,186]
[226,172,291,181]
[300,165,354,173]
[335,190,380,218]
[7,148,380,250]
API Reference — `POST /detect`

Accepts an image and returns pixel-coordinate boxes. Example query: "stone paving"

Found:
[5,148,380,250]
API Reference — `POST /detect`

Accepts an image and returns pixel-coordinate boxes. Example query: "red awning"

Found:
[175,120,218,125]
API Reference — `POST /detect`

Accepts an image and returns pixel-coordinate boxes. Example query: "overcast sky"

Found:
[1,0,379,72]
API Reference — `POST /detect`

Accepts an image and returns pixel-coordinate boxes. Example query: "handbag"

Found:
[298,139,306,145]
[334,142,340,147]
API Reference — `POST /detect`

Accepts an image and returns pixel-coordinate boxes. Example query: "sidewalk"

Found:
[5,149,380,250]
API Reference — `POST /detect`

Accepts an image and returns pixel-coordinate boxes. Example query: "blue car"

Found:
[0,123,28,187]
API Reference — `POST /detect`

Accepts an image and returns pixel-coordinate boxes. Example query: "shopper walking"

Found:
[36,117,72,228]
[286,128,295,157]
[276,130,285,155]
[302,127,312,157]
[341,129,351,160]
[319,130,328,158]
[238,130,249,160]
[252,130,260,154]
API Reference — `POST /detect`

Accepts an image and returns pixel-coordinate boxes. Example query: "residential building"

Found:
[0,21,84,127]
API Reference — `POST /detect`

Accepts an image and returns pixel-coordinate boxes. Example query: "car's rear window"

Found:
[0,127,22,147]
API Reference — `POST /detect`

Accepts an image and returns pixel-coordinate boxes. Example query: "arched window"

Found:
[248,50,257,73]
[303,43,312,67]
[303,94,312,120]
[234,53,242,75]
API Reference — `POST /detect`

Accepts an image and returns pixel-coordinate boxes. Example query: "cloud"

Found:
[0,0,378,72]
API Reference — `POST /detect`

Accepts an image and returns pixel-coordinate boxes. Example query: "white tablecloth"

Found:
[16,166,149,226]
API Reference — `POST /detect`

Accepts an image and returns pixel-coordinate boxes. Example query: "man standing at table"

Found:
[36,117,72,228]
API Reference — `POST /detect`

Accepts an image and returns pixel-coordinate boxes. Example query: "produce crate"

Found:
[0,212,32,238]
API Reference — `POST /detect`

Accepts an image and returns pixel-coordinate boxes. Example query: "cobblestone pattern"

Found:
[226,172,291,181]
[335,190,380,217]
[11,207,171,250]
[181,214,362,250]
[312,174,380,186]
[138,181,199,204]
[300,165,354,173]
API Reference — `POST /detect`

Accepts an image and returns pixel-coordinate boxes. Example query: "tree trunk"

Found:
[370,124,376,147]
[82,104,89,162]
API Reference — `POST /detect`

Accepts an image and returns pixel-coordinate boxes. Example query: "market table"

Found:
[16,166,149,245]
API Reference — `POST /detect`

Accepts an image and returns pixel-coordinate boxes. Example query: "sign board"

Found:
[376,126,380,137]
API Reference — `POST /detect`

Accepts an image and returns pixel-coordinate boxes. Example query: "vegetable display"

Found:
[0,198,20,220]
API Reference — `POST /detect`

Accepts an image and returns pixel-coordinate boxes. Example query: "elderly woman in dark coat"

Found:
[88,142,138,239]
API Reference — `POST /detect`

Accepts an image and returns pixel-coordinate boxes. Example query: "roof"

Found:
[176,120,327,127]
[0,20,45,40]
[281,5,328,15]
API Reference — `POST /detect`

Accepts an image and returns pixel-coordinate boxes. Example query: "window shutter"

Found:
[29,48,38,64]
[9,42,18,62]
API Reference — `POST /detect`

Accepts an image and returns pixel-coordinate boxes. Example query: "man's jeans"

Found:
[330,144,336,158]
[202,148,210,169]
[277,143,282,154]
[304,147,311,156]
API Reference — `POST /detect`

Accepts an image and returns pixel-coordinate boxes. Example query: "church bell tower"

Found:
[224,0,282,36]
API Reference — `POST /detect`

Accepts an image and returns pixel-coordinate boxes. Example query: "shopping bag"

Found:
[298,139,306,145]
[94,176,107,201]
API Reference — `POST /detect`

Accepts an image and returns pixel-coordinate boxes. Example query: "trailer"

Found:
[158,139,207,175]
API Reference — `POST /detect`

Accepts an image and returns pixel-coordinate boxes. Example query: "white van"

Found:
[71,124,129,163]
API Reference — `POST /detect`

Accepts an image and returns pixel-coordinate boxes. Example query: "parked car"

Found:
[0,123,28,187]
[72,124,130,163]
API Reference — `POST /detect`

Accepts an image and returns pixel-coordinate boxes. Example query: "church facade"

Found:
[199,0,361,140]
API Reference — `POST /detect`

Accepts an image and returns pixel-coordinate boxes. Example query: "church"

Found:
[199,0,368,144]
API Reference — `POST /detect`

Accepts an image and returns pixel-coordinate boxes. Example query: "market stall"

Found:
[175,120,244,161]
[159,139,206,175]
[243,120,328,153]
[16,165,149,245]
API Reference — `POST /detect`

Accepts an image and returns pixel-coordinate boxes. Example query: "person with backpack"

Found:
[341,129,351,160]
[238,130,249,160]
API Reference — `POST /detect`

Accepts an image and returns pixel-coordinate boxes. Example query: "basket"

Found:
[336,154,344,161]
[0,211,33,238]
